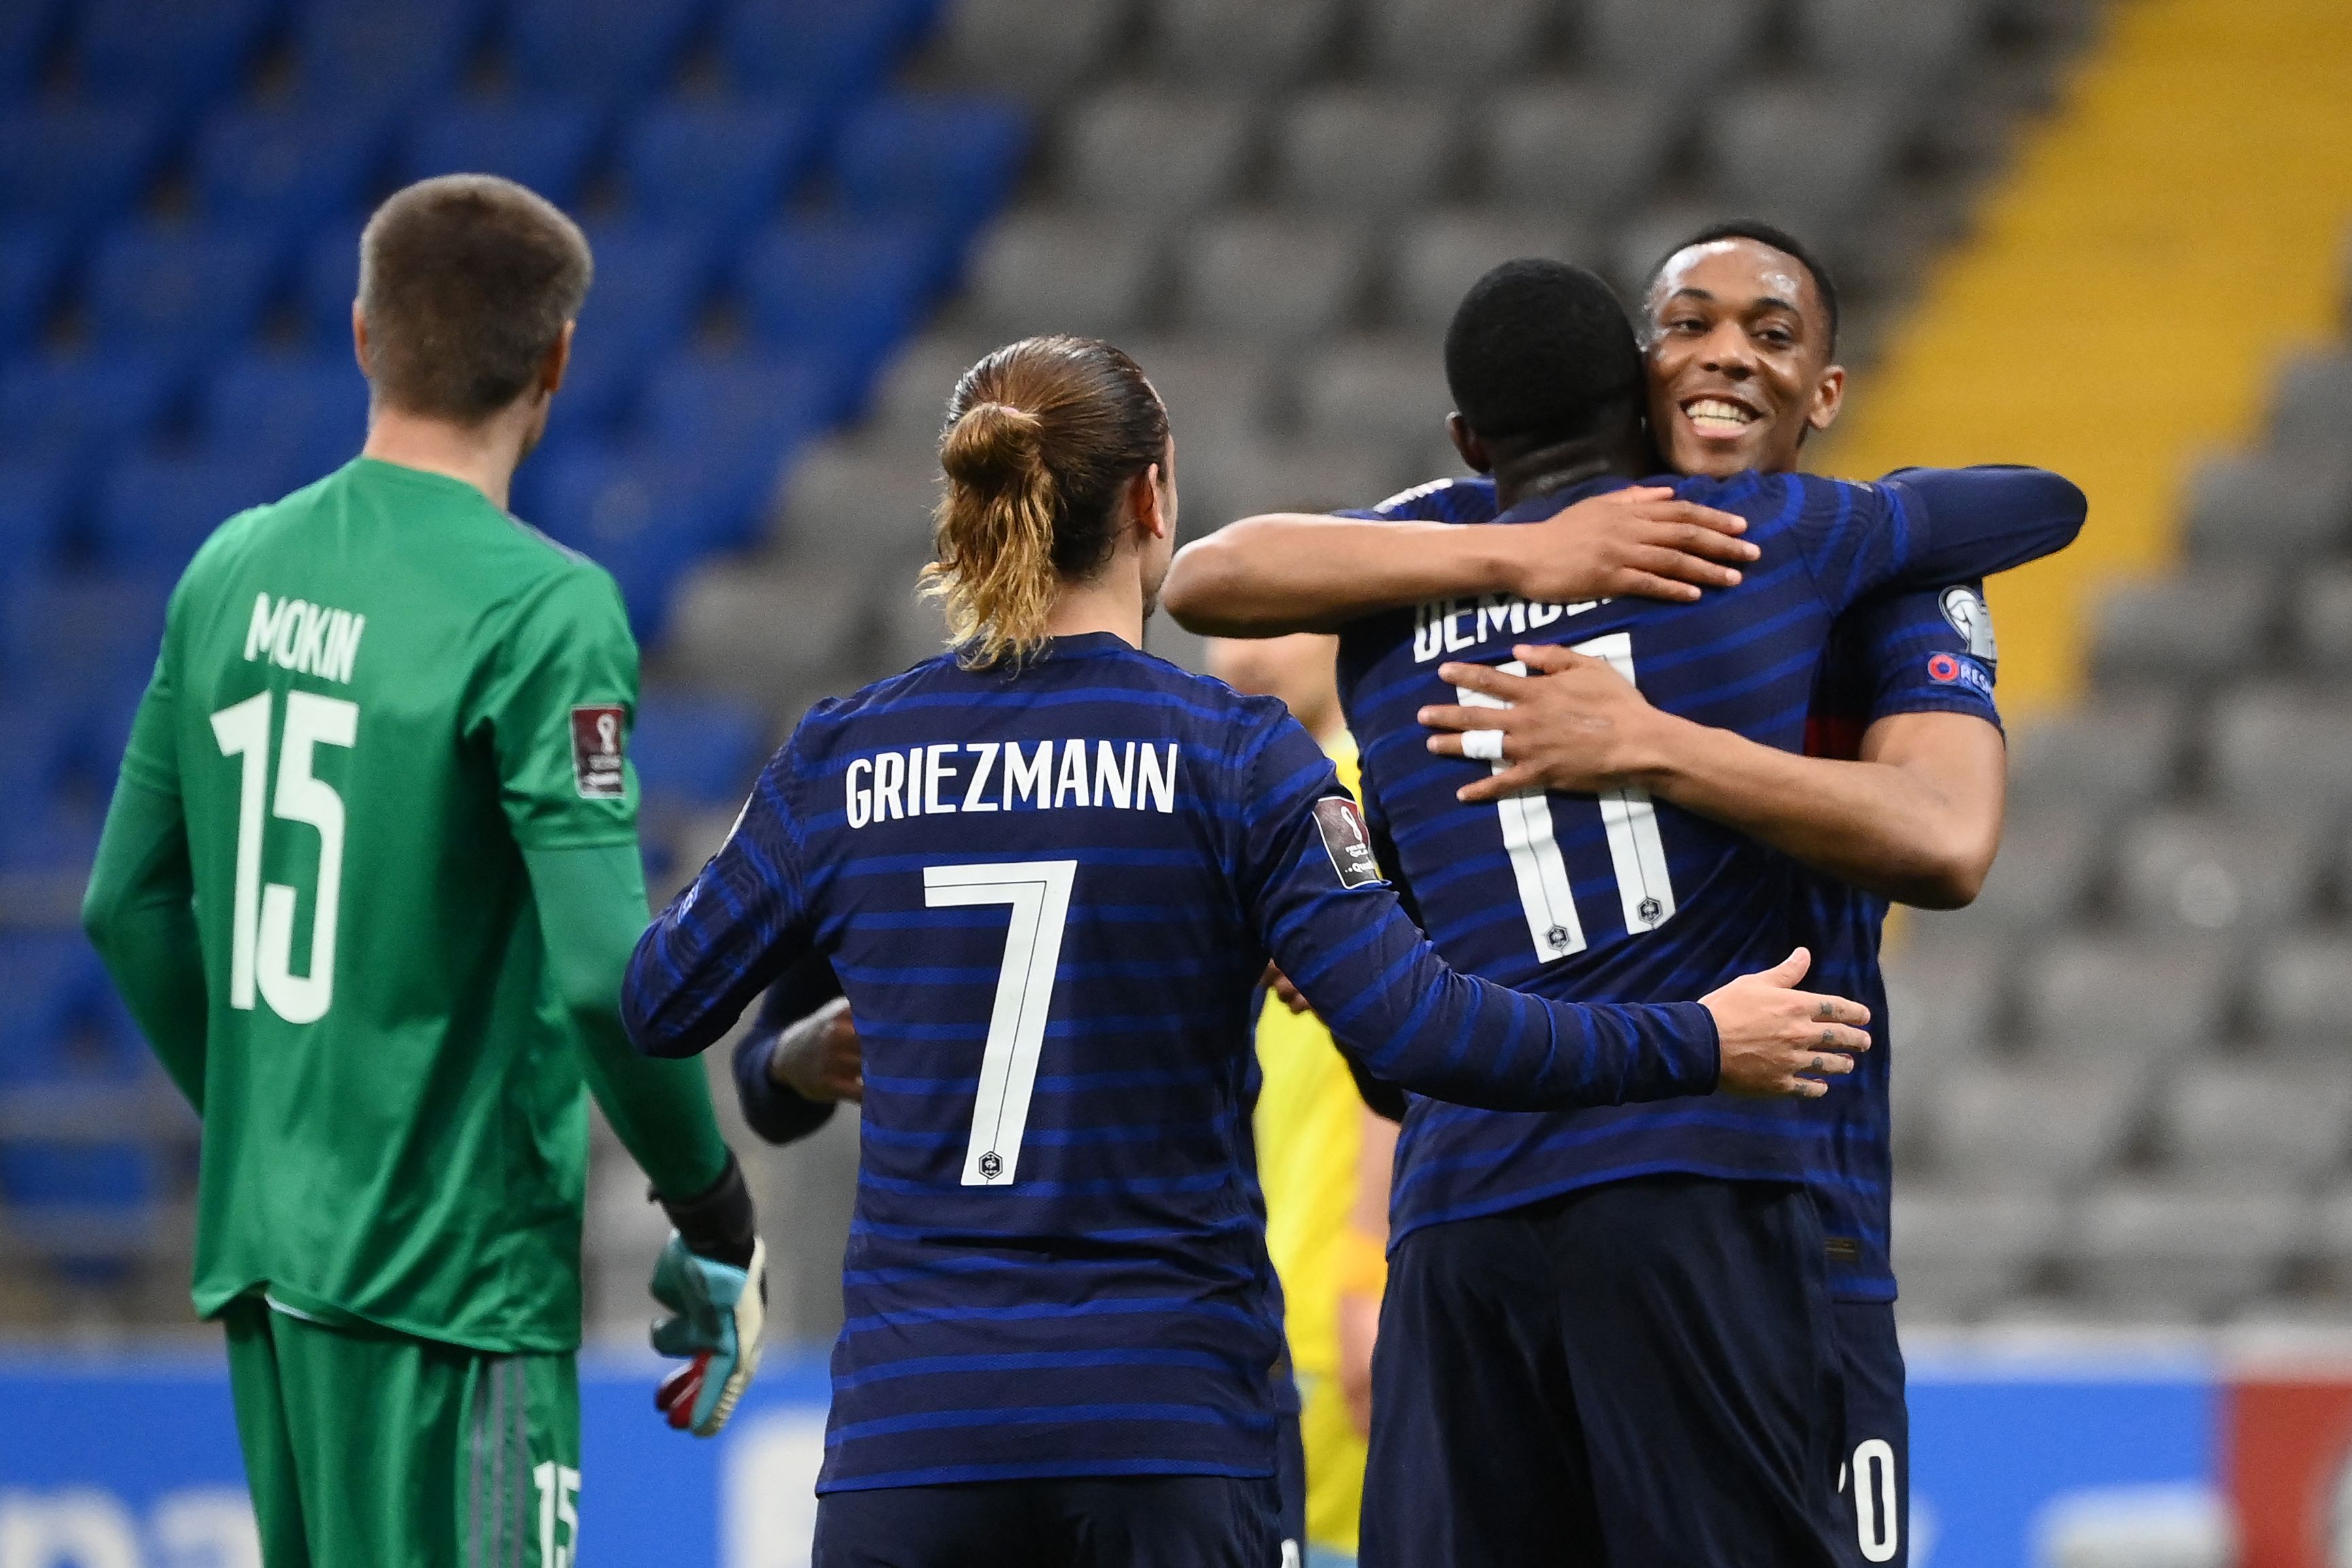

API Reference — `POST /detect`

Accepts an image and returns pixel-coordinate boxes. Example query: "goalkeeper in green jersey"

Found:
[80,175,765,1568]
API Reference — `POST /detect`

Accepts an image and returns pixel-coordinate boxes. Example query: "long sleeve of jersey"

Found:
[730,955,843,1146]
[527,843,730,1200]
[83,773,209,1110]
[1234,713,1720,1111]
[1792,464,2085,613]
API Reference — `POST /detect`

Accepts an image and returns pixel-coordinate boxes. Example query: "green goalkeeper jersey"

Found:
[118,456,652,1352]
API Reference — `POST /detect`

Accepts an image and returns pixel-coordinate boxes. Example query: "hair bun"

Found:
[941,399,1046,490]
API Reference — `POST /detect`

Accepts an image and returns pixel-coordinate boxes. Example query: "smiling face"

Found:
[1643,237,1845,478]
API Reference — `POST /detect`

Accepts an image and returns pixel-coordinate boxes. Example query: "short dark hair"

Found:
[358,175,593,423]
[1645,219,1840,352]
[1444,258,1644,450]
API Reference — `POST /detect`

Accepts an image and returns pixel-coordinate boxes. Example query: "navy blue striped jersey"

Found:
[1332,466,2077,1247]
[621,632,1726,1491]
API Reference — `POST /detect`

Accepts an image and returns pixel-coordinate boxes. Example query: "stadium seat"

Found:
[523,439,769,639]
[773,439,943,564]
[93,447,297,578]
[1925,1061,2143,1191]
[721,0,934,108]
[2005,692,2184,810]
[2205,685,2352,817]
[2248,937,2352,1053]
[1147,0,1347,86]
[0,0,65,98]
[876,573,953,672]
[2289,562,2352,670]
[1270,88,1459,215]
[1792,0,1983,90]
[2268,349,2352,465]
[290,0,486,114]
[559,222,723,431]
[1581,0,1767,94]
[963,210,1162,339]
[1706,82,1904,237]
[0,350,180,473]
[1058,87,1255,219]
[1909,803,2102,938]
[1881,934,2008,1064]
[201,349,371,478]
[503,0,709,106]
[2158,1060,2352,1184]
[1180,436,1412,545]
[666,560,879,694]
[75,0,275,116]
[0,936,102,1064]
[0,100,167,239]
[1176,214,1369,342]
[2068,1182,2308,1318]
[641,347,835,473]
[1478,84,1680,220]
[734,214,944,416]
[2114,809,2330,936]
[1888,1187,2062,1318]
[0,225,63,360]
[2018,935,2234,1063]
[84,221,286,368]
[832,95,1032,250]
[1361,0,1552,82]
[937,0,1125,101]
[194,102,395,233]
[401,99,606,209]
[1297,335,1453,451]
[859,330,995,449]
[293,217,364,344]
[620,97,828,247]
[632,692,771,806]
[0,458,75,573]
[1385,211,1588,332]
[1106,337,1276,448]
[2181,452,2352,560]
[2091,564,2275,686]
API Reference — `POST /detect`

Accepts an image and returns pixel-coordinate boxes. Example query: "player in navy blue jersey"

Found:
[620,336,1879,1568]
[1161,259,2079,1567]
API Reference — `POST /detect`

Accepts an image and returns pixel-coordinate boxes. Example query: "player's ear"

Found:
[540,320,575,399]
[1806,363,1846,434]
[350,301,369,379]
[1128,463,1171,543]
[1448,413,1492,475]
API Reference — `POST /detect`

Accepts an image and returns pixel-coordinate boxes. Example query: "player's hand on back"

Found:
[768,996,865,1102]
[1261,961,1313,1016]
[1699,948,1871,1100]
[1418,642,1685,800]
[1504,485,1759,607]
[649,1153,768,1437]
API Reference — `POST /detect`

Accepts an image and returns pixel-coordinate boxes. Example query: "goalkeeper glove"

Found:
[650,1152,766,1437]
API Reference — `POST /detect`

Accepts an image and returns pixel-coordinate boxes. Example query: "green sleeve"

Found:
[84,670,209,1111]
[526,842,730,1200]
[479,563,642,851]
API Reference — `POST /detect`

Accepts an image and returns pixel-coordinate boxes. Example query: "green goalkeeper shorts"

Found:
[221,1292,582,1568]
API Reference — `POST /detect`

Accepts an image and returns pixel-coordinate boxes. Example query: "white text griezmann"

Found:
[846,740,1178,829]
[243,592,366,685]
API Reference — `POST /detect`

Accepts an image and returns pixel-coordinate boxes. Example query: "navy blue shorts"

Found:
[1360,1175,1850,1568]
[1833,1299,1909,1567]
[812,1473,1285,1568]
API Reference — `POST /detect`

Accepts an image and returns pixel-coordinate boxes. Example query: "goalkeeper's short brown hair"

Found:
[357,174,593,423]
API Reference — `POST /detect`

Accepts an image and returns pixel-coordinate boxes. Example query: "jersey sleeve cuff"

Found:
[1660,1000,1720,1096]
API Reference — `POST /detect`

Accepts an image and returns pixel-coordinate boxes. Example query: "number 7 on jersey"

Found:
[924,860,1078,1187]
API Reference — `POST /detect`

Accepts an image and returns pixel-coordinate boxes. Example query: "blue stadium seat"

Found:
[0,100,167,238]
[0,458,74,570]
[85,221,288,368]
[0,225,64,359]
[0,795,99,880]
[504,0,709,107]
[642,345,834,464]
[290,0,487,114]
[0,0,65,99]
[94,447,298,578]
[294,216,364,343]
[76,0,277,116]
[721,0,936,108]
[633,692,769,806]
[833,95,1030,250]
[0,936,101,1064]
[620,97,826,245]
[0,694,81,804]
[0,573,169,702]
[558,221,721,430]
[402,99,605,209]
[732,214,941,416]
[0,350,180,474]
[524,439,767,638]
[203,349,371,478]
[196,101,395,232]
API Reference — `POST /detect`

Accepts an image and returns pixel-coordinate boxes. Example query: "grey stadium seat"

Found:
[2005,692,2184,811]
[1882,933,2009,1064]
[2289,562,2352,670]
[1176,214,1370,341]
[2158,1059,2352,1183]
[1296,335,1453,451]
[2308,1184,2352,1295]
[864,332,995,452]
[2114,808,2330,935]
[1180,434,1411,543]
[1058,87,1256,217]
[1909,803,2103,940]
[1113,337,1276,447]
[668,563,876,696]
[938,0,1132,99]
[2268,349,2352,465]
[876,576,955,673]
[1792,0,1983,90]
[2068,1182,2309,1318]
[2206,684,2352,817]
[2181,452,2352,561]
[2018,934,2233,1063]
[1889,1187,2062,1318]
[1706,82,1905,232]
[774,441,942,568]
[1146,0,1347,86]
[2249,937,2352,1053]
[1478,82,1681,220]
[2090,564,2275,686]
[1271,88,1459,216]
[1580,0,1767,93]
[1924,1061,2144,1191]
[1361,0,1556,82]
[1386,210,1588,333]
[964,210,1165,340]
